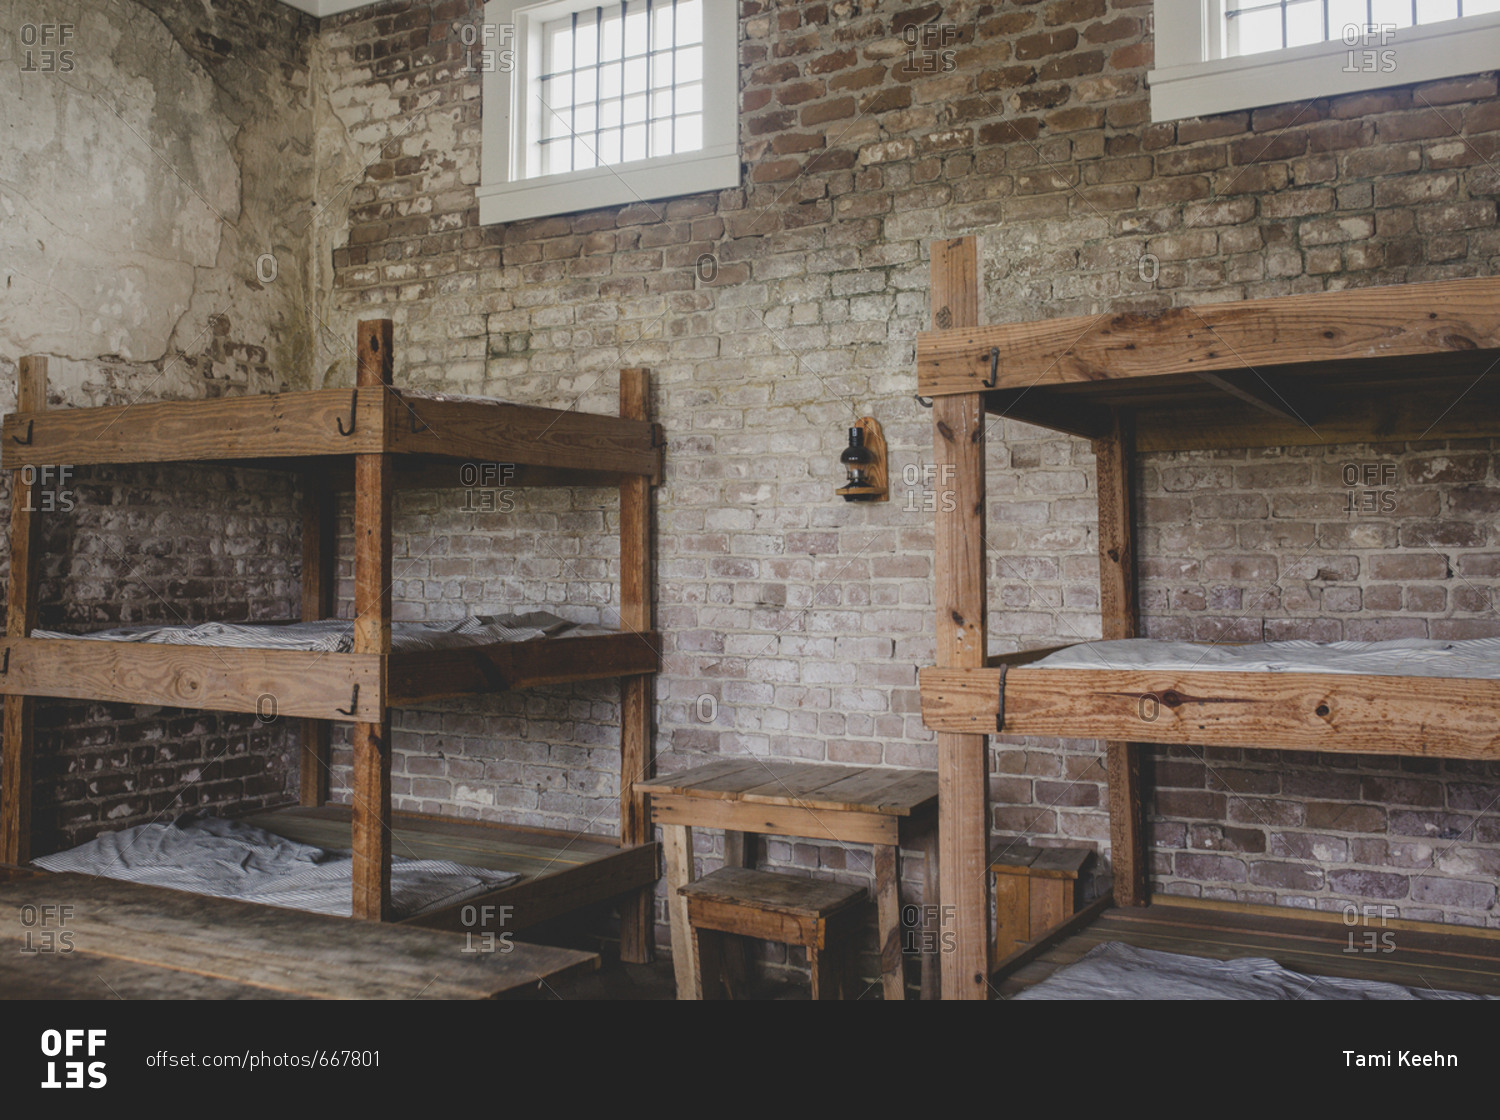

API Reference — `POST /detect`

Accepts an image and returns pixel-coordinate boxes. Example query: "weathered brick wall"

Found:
[0,0,317,849]
[312,0,1500,944]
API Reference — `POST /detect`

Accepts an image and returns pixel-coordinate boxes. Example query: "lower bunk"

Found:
[31,804,659,939]
[994,896,1500,999]
[244,804,659,935]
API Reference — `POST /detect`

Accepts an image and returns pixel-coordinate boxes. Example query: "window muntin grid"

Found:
[1224,0,1500,57]
[536,0,705,177]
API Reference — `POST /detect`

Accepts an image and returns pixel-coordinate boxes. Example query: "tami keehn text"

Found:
[1344,1051,1458,1068]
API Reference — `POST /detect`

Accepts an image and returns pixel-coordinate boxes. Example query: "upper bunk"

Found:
[915,269,1500,761]
[0,322,662,716]
[0,387,662,485]
[0,320,663,486]
[915,275,1500,451]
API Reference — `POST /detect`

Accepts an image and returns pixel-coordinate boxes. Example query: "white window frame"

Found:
[1150,0,1500,121]
[478,0,739,225]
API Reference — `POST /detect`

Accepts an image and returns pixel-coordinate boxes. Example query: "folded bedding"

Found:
[29,611,607,654]
[32,816,520,919]
[1028,636,1500,680]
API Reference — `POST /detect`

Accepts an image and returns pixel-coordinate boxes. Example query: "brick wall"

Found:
[0,0,316,849]
[311,0,1500,942]
[310,0,1500,943]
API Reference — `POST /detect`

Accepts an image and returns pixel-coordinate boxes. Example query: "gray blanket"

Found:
[1013,941,1491,1000]
[30,611,600,653]
[33,817,520,919]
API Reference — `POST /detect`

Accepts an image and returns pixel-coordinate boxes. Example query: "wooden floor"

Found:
[996,897,1500,998]
[242,804,659,934]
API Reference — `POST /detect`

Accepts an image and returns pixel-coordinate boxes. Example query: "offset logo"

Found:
[40,1029,106,1089]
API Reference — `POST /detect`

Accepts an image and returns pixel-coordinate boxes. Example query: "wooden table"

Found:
[0,869,598,999]
[636,760,939,1000]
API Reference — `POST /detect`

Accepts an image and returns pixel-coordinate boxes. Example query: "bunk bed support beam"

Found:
[351,320,394,922]
[1093,412,1147,907]
[930,237,991,1000]
[618,367,657,964]
[1,356,44,864]
[915,275,1500,396]
[300,469,335,808]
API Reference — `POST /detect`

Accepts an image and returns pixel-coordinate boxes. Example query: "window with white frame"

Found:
[1150,0,1500,121]
[478,0,739,225]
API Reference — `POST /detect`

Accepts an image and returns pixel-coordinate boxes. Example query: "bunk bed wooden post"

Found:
[929,237,991,999]
[1,356,44,864]
[299,469,335,807]
[618,367,656,964]
[1093,412,1147,906]
[351,320,394,921]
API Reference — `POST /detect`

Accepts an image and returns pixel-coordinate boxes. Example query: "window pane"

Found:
[1233,7,1286,54]
[675,113,702,151]
[532,0,709,178]
[623,123,647,162]
[675,82,702,114]
[1285,0,1324,45]
[1327,0,1367,41]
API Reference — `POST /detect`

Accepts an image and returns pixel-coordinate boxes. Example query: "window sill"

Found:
[1149,12,1500,122]
[477,144,739,225]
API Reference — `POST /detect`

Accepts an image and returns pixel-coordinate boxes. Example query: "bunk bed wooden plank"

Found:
[987,389,1114,440]
[383,629,659,702]
[1094,412,1147,908]
[0,872,598,1000]
[930,235,991,1000]
[406,841,660,936]
[1132,375,1500,452]
[247,804,625,872]
[300,469,335,808]
[0,637,382,720]
[618,367,656,964]
[1,355,44,864]
[920,665,1500,759]
[391,395,662,480]
[0,388,386,467]
[916,275,1500,397]
[351,319,394,923]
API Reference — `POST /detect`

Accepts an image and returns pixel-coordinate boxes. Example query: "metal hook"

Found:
[913,394,933,409]
[408,408,429,435]
[335,390,358,437]
[335,682,360,716]
[0,647,9,674]
[10,419,33,445]
[985,347,999,389]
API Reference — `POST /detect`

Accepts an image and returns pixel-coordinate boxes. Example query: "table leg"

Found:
[875,843,904,1001]
[722,829,754,995]
[663,824,699,1000]
[921,826,941,1000]
[694,926,726,1000]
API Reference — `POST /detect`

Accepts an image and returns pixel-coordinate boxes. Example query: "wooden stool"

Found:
[677,867,868,1000]
[990,843,1091,960]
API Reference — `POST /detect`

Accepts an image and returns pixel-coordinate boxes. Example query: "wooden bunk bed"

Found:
[915,236,1500,998]
[0,320,663,961]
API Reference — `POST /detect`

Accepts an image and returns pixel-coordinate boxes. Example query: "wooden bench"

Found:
[678,867,868,1000]
[990,843,1091,960]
